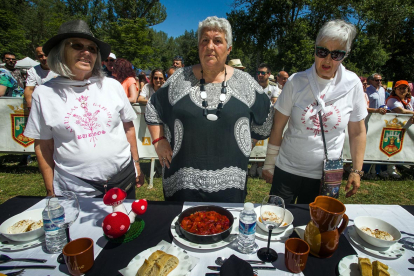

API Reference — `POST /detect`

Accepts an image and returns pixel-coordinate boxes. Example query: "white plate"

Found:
[254,206,293,234]
[119,240,199,276]
[0,208,44,242]
[338,254,401,276]
[347,226,405,259]
[0,234,44,251]
[255,224,294,241]
[170,216,238,250]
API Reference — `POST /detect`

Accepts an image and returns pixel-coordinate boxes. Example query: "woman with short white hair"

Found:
[145,16,273,202]
[262,19,367,203]
[24,20,141,198]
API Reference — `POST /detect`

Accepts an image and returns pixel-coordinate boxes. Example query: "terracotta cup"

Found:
[285,238,310,273]
[62,237,94,276]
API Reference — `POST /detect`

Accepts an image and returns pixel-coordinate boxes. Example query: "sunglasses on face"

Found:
[37,54,46,58]
[374,79,382,82]
[5,58,16,62]
[315,46,346,61]
[257,71,267,76]
[153,77,164,80]
[67,42,99,54]
[105,59,115,62]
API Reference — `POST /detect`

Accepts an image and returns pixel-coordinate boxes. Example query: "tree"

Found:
[0,9,30,58]
[174,30,199,67]
[107,0,166,26]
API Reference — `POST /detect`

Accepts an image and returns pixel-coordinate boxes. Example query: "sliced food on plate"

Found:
[137,250,179,276]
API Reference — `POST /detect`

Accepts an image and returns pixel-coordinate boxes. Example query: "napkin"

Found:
[220,255,254,276]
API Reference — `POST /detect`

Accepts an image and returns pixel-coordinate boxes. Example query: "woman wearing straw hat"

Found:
[24,20,141,198]
[228,59,246,71]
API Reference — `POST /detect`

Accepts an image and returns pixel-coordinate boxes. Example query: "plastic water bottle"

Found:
[238,202,257,254]
[42,197,66,253]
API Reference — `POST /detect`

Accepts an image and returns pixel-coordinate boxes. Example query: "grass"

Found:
[0,154,413,205]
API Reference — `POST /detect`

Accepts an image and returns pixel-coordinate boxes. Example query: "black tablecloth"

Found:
[0,197,412,276]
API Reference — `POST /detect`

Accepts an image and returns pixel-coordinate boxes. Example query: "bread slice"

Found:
[372,261,390,276]
[155,254,179,276]
[358,257,372,276]
[136,250,179,276]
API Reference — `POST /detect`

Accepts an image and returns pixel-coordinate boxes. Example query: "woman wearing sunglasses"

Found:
[112,58,139,103]
[24,20,141,198]
[262,19,367,204]
[137,68,165,104]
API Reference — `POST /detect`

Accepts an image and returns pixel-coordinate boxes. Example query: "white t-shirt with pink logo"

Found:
[24,76,137,196]
[274,70,367,179]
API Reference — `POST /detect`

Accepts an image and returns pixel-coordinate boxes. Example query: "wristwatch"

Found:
[350,168,364,177]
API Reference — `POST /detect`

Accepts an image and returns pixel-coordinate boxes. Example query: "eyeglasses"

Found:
[37,54,46,58]
[257,71,267,76]
[67,42,99,54]
[105,59,115,62]
[315,46,346,61]
[374,79,382,82]
[153,77,164,80]
[5,58,16,62]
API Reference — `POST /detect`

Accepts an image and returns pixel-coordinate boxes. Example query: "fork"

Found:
[4,269,24,276]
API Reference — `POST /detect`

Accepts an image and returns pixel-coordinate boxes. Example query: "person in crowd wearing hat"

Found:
[257,63,280,104]
[24,47,58,108]
[112,58,138,104]
[24,20,141,198]
[262,19,367,203]
[172,56,184,68]
[0,52,24,97]
[103,53,116,78]
[386,80,414,115]
[268,74,277,86]
[228,59,246,71]
[276,71,289,89]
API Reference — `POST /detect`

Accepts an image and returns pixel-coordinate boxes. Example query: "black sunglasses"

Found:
[374,79,382,82]
[257,71,267,76]
[67,42,99,54]
[315,46,346,61]
[153,77,164,80]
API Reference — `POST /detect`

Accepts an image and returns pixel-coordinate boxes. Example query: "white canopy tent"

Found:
[15,57,39,69]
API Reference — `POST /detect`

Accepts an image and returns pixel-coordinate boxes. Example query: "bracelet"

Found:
[350,168,364,177]
[133,159,140,163]
[152,136,166,145]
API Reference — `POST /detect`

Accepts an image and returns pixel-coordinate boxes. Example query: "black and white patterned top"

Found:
[145,66,274,203]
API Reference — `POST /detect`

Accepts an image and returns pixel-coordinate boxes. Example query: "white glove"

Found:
[263,144,280,171]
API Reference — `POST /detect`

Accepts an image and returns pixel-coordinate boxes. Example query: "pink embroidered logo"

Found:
[301,100,342,137]
[72,96,105,147]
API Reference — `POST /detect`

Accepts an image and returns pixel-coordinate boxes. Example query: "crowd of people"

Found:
[0,16,412,204]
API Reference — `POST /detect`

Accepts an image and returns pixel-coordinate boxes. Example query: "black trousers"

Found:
[269,166,320,204]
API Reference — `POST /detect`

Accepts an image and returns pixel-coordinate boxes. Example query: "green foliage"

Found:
[106,18,153,69]
[174,30,199,67]
[108,0,166,26]
[0,9,30,58]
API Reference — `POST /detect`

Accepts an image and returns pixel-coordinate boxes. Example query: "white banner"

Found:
[343,113,414,162]
[1,98,413,163]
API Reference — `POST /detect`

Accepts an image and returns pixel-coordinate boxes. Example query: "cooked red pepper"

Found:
[180,211,230,235]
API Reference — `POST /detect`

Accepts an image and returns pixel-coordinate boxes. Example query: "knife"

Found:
[208,265,275,271]
[0,265,56,271]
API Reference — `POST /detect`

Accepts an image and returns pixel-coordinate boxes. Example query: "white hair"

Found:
[198,16,232,49]
[315,19,357,55]
[47,38,104,79]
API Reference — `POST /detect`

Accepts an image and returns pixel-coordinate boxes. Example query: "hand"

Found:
[261,169,274,184]
[345,172,361,198]
[378,108,387,115]
[46,190,54,197]
[154,139,173,169]
[135,162,143,188]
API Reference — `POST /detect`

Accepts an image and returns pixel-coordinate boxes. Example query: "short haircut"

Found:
[367,73,380,82]
[47,38,104,79]
[2,52,16,59]
[173,56,184,63]
[258,63,270,73]
[198,16,232,50]
[315,19,357,55]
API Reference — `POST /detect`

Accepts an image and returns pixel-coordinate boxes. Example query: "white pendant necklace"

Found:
[200,68,227,121]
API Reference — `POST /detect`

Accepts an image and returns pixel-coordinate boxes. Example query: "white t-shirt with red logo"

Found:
[274,70,367,179]
[24,76,137,196]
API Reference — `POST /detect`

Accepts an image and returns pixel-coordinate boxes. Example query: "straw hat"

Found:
[228,59,246,70]
[43,20,111,60]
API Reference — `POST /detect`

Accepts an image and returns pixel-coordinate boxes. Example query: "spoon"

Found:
[215,257,265,266]
[0,254,46,264]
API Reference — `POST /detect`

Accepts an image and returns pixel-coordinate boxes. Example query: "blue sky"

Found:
[152,0,234,38]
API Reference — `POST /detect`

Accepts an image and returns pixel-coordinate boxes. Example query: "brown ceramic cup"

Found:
[285,238,310,273]
[62,237,94,276]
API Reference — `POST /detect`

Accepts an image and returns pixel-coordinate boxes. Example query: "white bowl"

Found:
[0,208,45,242]
[354,216,401,248]
[255,206,294,234]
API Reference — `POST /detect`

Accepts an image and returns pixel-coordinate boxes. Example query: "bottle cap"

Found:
[244,202,254,211]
